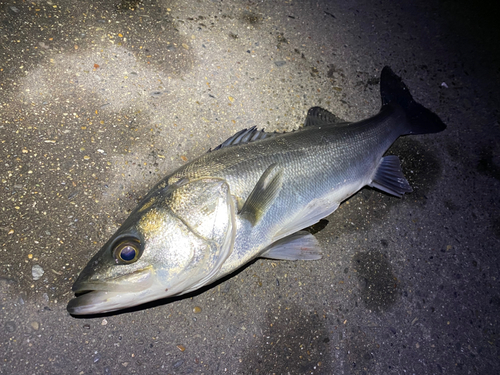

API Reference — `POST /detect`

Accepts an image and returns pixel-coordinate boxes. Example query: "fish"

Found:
[67,66,446,315]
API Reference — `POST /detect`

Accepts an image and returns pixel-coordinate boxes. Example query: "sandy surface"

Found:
[1,0,499,373]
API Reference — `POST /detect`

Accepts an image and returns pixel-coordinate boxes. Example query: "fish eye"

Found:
[113,238,142,264]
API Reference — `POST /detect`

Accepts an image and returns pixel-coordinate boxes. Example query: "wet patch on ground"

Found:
[239,11,262,28]
[352,249,399,312]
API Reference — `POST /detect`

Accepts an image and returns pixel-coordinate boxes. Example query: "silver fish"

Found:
[68,67,446,315]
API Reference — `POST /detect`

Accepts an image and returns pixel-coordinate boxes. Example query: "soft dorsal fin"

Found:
[304,106,348,127]
[209,126,277,152]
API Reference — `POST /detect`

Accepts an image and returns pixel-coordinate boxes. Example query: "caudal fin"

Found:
[380,66,446,135]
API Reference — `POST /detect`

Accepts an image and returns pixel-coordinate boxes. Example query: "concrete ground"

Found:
[1,0,499,374]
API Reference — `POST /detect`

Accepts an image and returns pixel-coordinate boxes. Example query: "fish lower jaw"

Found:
[67,286,169,315]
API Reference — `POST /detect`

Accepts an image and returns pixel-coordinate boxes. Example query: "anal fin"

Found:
[261,231,322,260]
[369,155,412,197]
[273,198,340,243]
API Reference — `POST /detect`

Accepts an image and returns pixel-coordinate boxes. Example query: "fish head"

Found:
[67,178,236,315]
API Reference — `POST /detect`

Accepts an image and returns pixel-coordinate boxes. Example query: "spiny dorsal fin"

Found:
[239,163,283,226]
[209,126,276,152]
[304,107,347,127]
[209,106,346,152]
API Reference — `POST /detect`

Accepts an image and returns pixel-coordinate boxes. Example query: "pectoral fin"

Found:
[239,163,283,226]
[261,231,322,260]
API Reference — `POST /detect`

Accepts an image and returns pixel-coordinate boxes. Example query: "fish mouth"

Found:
[67,268,161,315]
[67,289,157,315]
[71,267,154,294]
[67,267,203,315]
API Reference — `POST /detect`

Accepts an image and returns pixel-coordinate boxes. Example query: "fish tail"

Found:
[380,66,446,135]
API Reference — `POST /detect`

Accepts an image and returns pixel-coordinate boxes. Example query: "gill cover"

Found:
[162,177,236,294]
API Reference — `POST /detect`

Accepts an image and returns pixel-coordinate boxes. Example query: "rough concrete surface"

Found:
[1,0,499,374]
